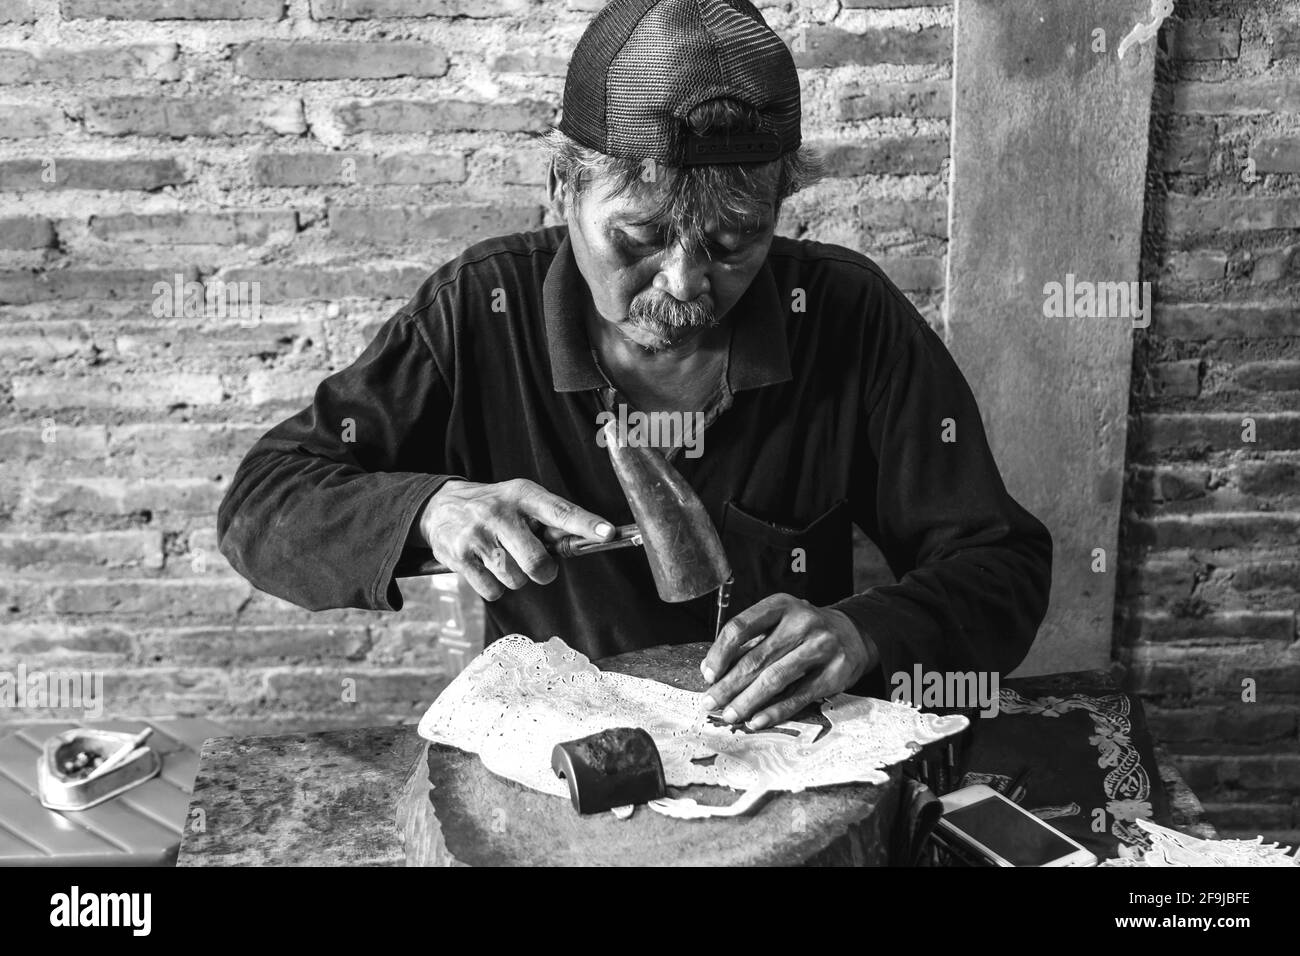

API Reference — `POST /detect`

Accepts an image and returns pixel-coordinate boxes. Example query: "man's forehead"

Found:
[605,200,775,231]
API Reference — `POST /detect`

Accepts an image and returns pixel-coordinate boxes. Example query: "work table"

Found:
[179,642,906,866]
[176,647,1214,866]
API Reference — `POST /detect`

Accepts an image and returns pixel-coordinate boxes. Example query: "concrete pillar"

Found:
[946,0,1159,673]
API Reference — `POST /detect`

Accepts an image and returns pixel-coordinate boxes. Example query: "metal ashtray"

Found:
[37,728,161,812]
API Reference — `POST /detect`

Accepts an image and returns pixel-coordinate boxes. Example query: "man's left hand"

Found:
[699,593,879,730]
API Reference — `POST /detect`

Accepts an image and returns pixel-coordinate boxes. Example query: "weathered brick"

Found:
[1120,553,1200,596]
[1230,555,1300,589]
[0,45,179,84]
[1133,512,1300,550]
[1161,118,1213,174]
[106,422,266,459]
[874,255,944,292]
[839,81,951,120]
[1163,250,1226,283]
[1153,303,1299,339]
[232,590,375,625]
[220,265,425,302]
[251,153,351,186]
[71,668,234,714]
[260,667,447,710]
[141,274,265,321]
[25,477,227,517]
[1224,664,1300,697]
[47,579,251,617]
[0,623,132,658]
[1239,457,1300,502]
[0,269,170,304]
[1251,245,1297,284]
[0,104,67,138]
[334,98,554,135]
[252,151,466,186]
[817,136,948,176]
[1173,77,1300,114]
[1148,705,1298,744]
[1252,137,1300,174]
[1131,465,1211,503]
[1167,18,1242,61]
[311,0,530,17]
[0,324,109,363]
[89,211,297,245]
[187,528,220,552]
[112,319,322,362]
[11,372,225,410]
[489,147,549,187]
[0,321,94,361]
[842,0,952,5]
[1226,756,1300,790]
[0,158,189,191]
[1124,610,1296,644]
[0,324,86,362]
[0,531,163,571]
[85,96,306,137]
[789,26,952,68]
[0,1,35,22]
[862,199,948,237]
[1166,755,1218,792]
[490,51,569,76]
[1125,646,1300,704]
[0,425,109,460]
[362,152,468,185]
[1122,661,1193,699]
[135,625,370,665]
[1149,359,1201,397]
[1274,21,1300,61]
[1234,361,1300,392]
[1201,801,1295,829]
[234,41,448,80]
[1166,197,1300,237]
[328,204,543,244]
[245,368,324,406]
[62,0,285,18]
[0,217,55,250]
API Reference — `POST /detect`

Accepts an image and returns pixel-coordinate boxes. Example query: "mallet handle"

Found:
[394,524,641,577]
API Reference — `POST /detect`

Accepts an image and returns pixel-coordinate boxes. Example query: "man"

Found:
[218,0,1052,732]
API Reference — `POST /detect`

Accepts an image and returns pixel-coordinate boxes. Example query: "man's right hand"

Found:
[413,478,615,600]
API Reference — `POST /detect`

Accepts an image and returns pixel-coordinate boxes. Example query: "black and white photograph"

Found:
[0,0,1296,908]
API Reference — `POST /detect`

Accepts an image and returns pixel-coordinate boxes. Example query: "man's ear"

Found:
[546,160,568,222]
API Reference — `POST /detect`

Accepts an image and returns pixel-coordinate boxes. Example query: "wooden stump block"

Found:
[397,641,903,866]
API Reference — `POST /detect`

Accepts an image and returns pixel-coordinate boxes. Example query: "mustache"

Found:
[626,292,717,347]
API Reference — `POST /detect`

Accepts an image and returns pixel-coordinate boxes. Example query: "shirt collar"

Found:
[543,228,793,394]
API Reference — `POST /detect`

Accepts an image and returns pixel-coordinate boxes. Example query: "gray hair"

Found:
[539,97,824,253]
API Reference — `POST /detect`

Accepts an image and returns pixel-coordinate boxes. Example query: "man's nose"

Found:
[654,238,710,302]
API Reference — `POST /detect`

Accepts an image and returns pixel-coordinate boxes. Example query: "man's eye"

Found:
[618,234,661,255]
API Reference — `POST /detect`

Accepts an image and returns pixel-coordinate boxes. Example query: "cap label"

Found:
[682,131,783,164]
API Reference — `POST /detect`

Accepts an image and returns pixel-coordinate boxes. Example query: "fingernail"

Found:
[594,522,613,538]
[700,695,715,712]
[701,665,714,683]
[748,714,770,731]
[722,707,739,724]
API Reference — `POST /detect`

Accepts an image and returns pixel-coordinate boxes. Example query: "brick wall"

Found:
[0,0,951,734]
[1120,0,1300,846]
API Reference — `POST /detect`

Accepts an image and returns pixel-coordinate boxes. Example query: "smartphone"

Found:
[935,784,1098,867]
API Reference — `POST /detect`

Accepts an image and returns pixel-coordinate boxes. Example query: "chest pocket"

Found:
[721,498,854,616]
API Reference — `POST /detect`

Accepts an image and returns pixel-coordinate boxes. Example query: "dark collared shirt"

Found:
[217,225,1052,696]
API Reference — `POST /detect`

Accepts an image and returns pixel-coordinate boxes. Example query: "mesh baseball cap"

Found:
[558,0,802,166]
